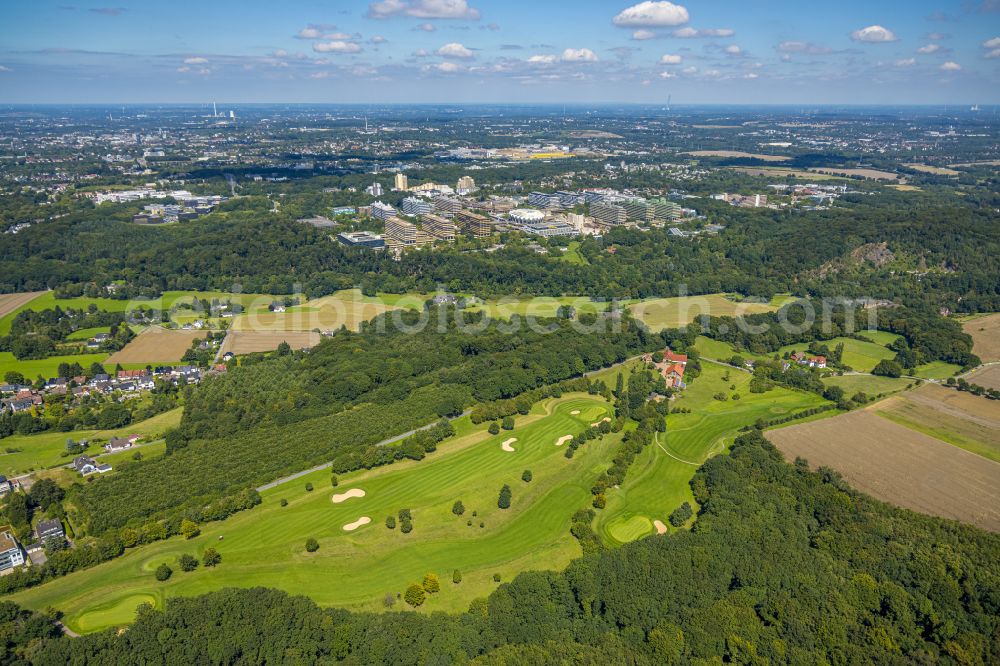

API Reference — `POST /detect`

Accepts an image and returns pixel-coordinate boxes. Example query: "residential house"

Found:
[0,531,25,572]
[643,348,688,391]
[0,476,11,495]
[73,456,112,476]
[34,518,65,543]
[103,436,134,453]
[808,356,828,369]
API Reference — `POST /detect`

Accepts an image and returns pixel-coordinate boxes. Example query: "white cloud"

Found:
[659,54,682,64]
[413,48,430,57]
[296,27,325,39]
[987,49,1000,59]
[682,66,698,74]
[916,44,940,54]
[632,29,657,40]
[984,36,1000,49]
[527,54,559,64]
[658,70,676,79]
[369,0,480,20]
[850,25,898,43]
[183,57,208,64]
[313,41,362,54]
[0,65,11,72]
[744,72,759,79]
[725,45,742,55]
[436,61,462,72]
[940,61,961,71]
[370,35,388,44]
[895,58,916,67]
[416,22,436,32]
[613,2,689,28]
[672,27,734,38]
[437,42,474,59]
[561,48,598,62]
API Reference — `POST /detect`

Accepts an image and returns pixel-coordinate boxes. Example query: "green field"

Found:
[0,352,109,382]
[911,361,963,380]
[0,408,182,477]
[856,330,902,346]
[465,296,610,320]
[558,241,589,266]
[64,327,111,342]
[594,363,830,545]
[822,374,913,397]
[629,294,784,331]
[10,395,618,633]
[778,337,895,373]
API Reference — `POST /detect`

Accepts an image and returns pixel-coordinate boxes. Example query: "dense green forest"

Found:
[2,195,998,312]
[9,432,998,664]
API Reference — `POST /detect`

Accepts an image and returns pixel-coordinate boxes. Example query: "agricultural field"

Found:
[728,166,846,181]
[822,374,912,397]
[966,365,1000,392]
[911,361,962,380]
[104,328,209,365]
[0,292,129,336]
[961,313,1000,362]
[904,164,960,176]
[684,150,790,162]
[0,291,47,322]
[229,289,410,333]
[10,395,617,633]
[808,167,899,181]
[594,362,830,545]
[767,410,1000,533]
[872,383,1000,464]
[219,331,321,356]
[629,293,783,331]
[0,408,182,477]
[466,295,609,320]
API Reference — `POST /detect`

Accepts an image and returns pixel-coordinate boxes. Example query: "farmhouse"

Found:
[73,456,112,476]
[643,348,688,390]
[103,436,138,453]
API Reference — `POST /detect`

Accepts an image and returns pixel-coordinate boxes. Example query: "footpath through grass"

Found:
[10,395,617,633]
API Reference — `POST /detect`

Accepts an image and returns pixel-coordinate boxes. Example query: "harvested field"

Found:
[0,291,46,319]
[808,167,898,181]
[904,163,960,176]
[949,160,1000,168]
[219,331,321,356]
[871,384,1000,463]
[729,166,844,180]
[962,313,1000,362]
[104,328,207,365]
[230,291,404,332]
[630,293,778,330]
[684,150,790,162]
[966,365,1000,392]
[767,411,1000,532]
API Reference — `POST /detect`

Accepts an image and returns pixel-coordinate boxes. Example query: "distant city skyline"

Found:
[1,1,999,104]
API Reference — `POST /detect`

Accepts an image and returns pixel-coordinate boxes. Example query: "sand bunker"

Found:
[590,417,612,427]
[653,520,667,535]
[570,410,581,415]
[501,438,517,452]
[555,435,573,447]
[331,488,366,504]
[342,516,371,531]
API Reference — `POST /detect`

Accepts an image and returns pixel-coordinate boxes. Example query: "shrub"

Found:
[305,538,319,553]
[202,548,221,567]
[404,584,426,607]
[178,554,198,572]
[304,482,313,492]
[492,573,501,582]
[400,520,413,534]
[422,573,440,593]
[453,569,462,584]
[669,502,693,527]
[487,422,500,435]
[501,416,514,431]
[279,499,288,507]
[521,470,532,483]
[155,564,172,581]
[498,484,512,509]
[385,516,396,529]
[330,475,339,487]
[452,500,465,516]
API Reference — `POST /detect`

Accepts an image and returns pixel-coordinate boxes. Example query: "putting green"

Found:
[75,593,158,634]
[606,515,654,542]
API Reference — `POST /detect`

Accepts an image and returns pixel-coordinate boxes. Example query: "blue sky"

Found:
[1,1,999,104]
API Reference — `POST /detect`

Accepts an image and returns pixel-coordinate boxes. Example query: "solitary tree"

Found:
[452,500,465,516]
[521,470,533,483]
[178,554,199,572]
[305,538,319,552]
[155,564,172,581]
[330,475,339,487]
[498,484,512,510]
[422,573,440,594]
[404,584,426,607]
[501,416,515,431]
[453,570,462,584]
[304,482,314,492]
[385,516,396,529]
[488,422,500,435]
[202,548,222,567]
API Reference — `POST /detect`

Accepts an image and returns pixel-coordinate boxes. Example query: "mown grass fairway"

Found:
[10,395,616,633]
[0,408,182,477]
[594,363,830,545]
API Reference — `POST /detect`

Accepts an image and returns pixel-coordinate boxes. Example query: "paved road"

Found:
[254,410,470,492]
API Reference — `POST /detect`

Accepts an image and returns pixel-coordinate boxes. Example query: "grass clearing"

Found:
[630,294,780,331]
[822,374,912,397]
[558,241,588,266]
[0,352,109,382]
[594,363,829,545]
[0,408,182,477]
[10,395,618,633]
[777,337,894,373]
[912,361,962,380]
